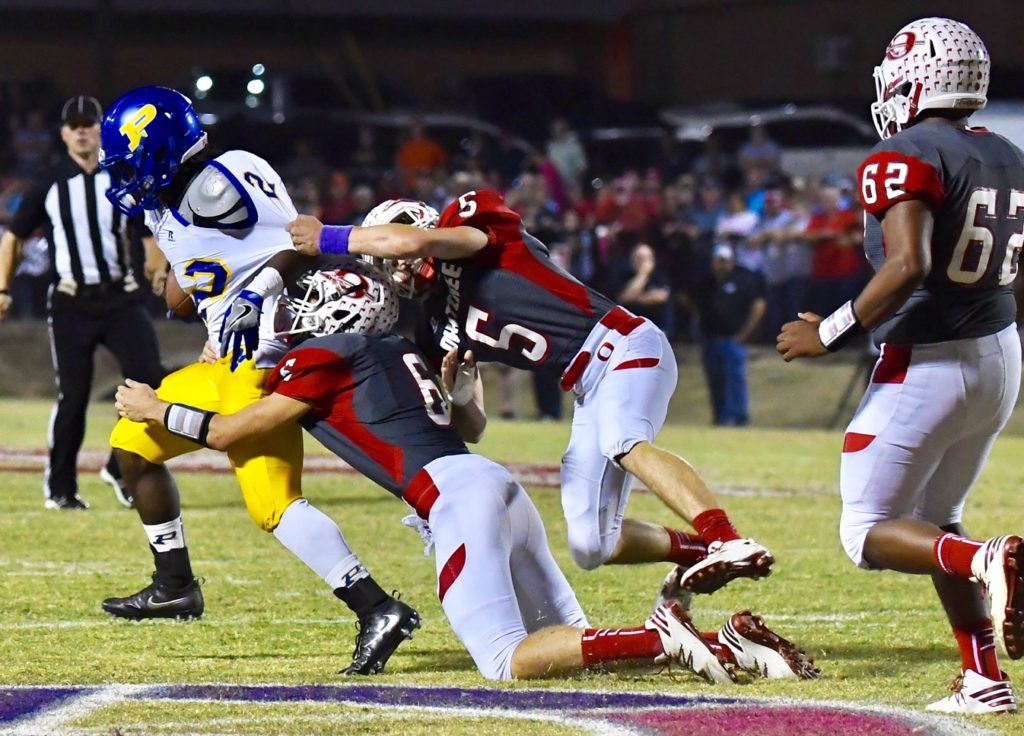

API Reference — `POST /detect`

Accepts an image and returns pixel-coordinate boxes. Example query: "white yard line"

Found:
[0,685,141,736]
[1,682,993,736]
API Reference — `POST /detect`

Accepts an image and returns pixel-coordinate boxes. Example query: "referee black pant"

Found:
[46,285,163,500]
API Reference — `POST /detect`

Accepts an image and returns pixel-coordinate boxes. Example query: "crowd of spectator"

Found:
[0,99,869,425]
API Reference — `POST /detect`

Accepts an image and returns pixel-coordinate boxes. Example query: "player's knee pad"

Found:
[476,639,519,681]
[235,473,300,532]
[597,431,649,465]
[566,524,609,571]
[243,496,292,533]
[838,510,876,569]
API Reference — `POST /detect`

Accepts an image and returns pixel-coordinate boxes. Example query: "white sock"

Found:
[273,499,367,589]
[144,517,186,551]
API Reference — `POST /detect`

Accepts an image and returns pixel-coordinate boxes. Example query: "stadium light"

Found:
[246,78,265,95]
[195,75,213,92]
[252,63,266,76]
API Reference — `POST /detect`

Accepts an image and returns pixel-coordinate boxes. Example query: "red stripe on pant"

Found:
[561,307,645,391]
[843,432,875,453]
[872,344,912,384]
[438,543,467,603]
[614,357,659,371]
[404,468,439,520]
[600,306,645,335]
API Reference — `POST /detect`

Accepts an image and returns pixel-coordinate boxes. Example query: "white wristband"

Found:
[450,364,477,407]
[247,266,284,298]
[164,404,214,445]
[818,300,862,351]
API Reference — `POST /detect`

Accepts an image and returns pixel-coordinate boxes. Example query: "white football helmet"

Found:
[360,198,440,298]
[278,262,399,341]
[871,17,989,140]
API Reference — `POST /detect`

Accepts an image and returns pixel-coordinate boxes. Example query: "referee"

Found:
[0,96,164,510]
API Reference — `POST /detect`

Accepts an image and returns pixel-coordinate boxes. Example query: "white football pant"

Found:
[410,454,588,681]
[840,324,1020,567]
[560,309,677,570]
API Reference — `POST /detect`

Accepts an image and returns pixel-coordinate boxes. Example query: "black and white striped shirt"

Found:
[10,155,130,285]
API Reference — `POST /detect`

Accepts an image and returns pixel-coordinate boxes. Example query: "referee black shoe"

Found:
[341,595,421,675]
[102,576,204,621]
[44,495,89,510]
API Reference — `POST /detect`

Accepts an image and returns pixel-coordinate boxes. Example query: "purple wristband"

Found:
[319,225,353,255]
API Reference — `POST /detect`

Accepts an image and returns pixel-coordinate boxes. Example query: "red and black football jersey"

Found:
[415,190,616,372]
[266,333,468,498]
[858,121,1024,344]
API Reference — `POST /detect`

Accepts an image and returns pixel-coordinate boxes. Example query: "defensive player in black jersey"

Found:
[778,17,1024,713]
[286,193,776,616]
[115,263,818,683]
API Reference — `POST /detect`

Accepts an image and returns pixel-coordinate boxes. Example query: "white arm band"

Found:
[247,266,284,298]
[450,363,478,407]
[164,404,215,446]
[818,300,864,352]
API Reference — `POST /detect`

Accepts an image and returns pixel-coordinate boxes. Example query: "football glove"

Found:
[220,289,263,371]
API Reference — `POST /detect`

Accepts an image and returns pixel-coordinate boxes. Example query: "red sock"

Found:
[692,509,741,546]
[581,627,664,667]
[934,533,982,578]
[953,621,1002,680]
[664,527,708,566]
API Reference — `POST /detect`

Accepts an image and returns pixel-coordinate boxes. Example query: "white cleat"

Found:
[971,535,1024,659]
[679,538,774,594]
[99,467,134,509]
[718,610,820,680]
[926,669,1016,714]
[653,565,693,614]
[646,602,736,684]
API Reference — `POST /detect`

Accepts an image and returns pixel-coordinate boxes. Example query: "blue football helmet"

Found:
[99,86,207,216]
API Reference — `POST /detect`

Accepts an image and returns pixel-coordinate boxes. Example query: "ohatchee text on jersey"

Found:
[144,149,298,368]
[415,190,615,372]
[858,122,1024,345]
[266,333,469,497]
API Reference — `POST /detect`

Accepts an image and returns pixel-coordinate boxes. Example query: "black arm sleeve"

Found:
[9,178,51,239]
[129,214,152,239]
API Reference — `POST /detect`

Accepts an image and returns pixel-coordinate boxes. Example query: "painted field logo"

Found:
[0,684,993,736]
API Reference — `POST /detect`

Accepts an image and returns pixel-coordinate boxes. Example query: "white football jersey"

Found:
[145,150,297,368]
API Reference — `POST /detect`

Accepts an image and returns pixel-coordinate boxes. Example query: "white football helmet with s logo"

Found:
[360,198,440,298]
[871,17,989,140]
[277,262,399,341]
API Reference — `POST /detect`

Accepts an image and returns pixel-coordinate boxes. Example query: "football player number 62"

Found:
[948,188,1024,286]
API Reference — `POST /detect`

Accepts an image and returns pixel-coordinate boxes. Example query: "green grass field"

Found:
[3,398,1024,734]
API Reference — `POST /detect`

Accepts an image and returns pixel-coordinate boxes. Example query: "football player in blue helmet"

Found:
[99,86,208,216]
[98,86,417,676]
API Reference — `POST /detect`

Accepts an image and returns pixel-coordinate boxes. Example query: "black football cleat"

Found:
[102,577,204,621]
[44,495,89,510]
[342,595,421,675]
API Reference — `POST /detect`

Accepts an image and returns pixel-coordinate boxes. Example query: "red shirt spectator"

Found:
[807,188,864,279]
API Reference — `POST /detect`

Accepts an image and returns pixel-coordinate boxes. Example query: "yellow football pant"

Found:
[110,357,303,531]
